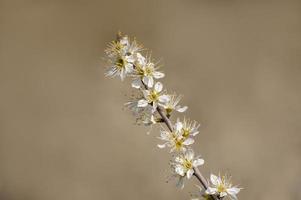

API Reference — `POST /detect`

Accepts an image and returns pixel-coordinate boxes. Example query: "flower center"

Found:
[182,129,190,138]
[217,184,226,193]
[144,67,153,76]
[166,107,173,115]
[115,42,124,52]
[149,91,159,102]
[183,159,192,169]
[174,137,184,150]
[116,58,125,69]
[135,64,145,76]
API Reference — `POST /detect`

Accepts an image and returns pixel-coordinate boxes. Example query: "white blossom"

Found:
[162,93,188,115]
[131,53,164,88]
[157,121,195,152]
[171,149,204,188]
[104,34,142,80]
[175,118,200,138]
[125,99,156,126]
[137,82,170,111]
[206,174,241,200]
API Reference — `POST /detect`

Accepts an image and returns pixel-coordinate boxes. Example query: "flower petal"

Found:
[136,53,146,65]
[193,158,204,167]
[137,99,148,107]
[187,169,194,179]
[143,76,154,88]
[158,95,170,103]
[185,149,194,160]
[210,174,219,186]
[176,177,185,189]
[191,131,199,136]
[227,187,241,195]
[175,156,184,164]
[228,193,238,200]
[157,143,166,148]
[206,187,217,195]
[153,71,165,79]
[175,165,185,176]
[176,106,188,112]
[131,79,142,88]
[154,82,163,92]
[183,138,194,145]
[142,90,150,98]
[120,68,126,81]
[174,121,183,132]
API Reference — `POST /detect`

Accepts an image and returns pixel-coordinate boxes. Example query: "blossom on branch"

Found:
[137,82,170,111]
[206,174,241,200]
[104,32,241,200]
[171,149,204,189]
[162,93,188,115]
[131,53,164,88]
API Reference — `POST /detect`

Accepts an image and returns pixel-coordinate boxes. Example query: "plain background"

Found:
[1,0,301,200]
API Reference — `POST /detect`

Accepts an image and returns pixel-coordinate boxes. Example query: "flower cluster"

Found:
[104,32,241,200]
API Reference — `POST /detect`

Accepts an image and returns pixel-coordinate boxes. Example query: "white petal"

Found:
[154,82,163,92]
[191,131,199,136]
[120,69,126,81]
[193,158,205,167]
[175,166,185,176]
[153,71,165,79]
[227,187,241,195]
[176,177,185,189]
[210,174,219,186]
[175,156,184,164]
[206,187,217,195]
[183,138,194,145]
[143,76,154,88]
[228,192,238,200]
[137,99,148,107]
[131,79,142,88]
[136,53,146,65]
[176,106,188,112]
[157,143,166,148]
[120,37,129,46]
[158,95,170,103]
[185,149,194,160]
[174,121,183,132]
[159,130,170,140]
[142,90,150,98]
[125,63,134,73]
[186,169,194,179]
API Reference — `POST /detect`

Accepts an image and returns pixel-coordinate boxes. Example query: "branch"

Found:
[156,106,219,200]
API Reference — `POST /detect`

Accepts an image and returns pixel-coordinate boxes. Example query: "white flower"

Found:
[105,54,135,80]
[162,93,188,115]
[105,35,142,80]
[171,149,204,188]
[157,121,195,152]
[137,82,170,111]
[175,118,200,138]
[131,53,165,88]
[206,174,241,200]
[105,34,142,58]
[125,99,156,126]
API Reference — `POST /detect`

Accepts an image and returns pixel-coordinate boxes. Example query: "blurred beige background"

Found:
[1,0,301,200]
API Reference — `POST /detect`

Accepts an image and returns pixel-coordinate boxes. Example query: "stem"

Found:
[156,106,173,132]
[139,80,218,199]
[156,106,220,200]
